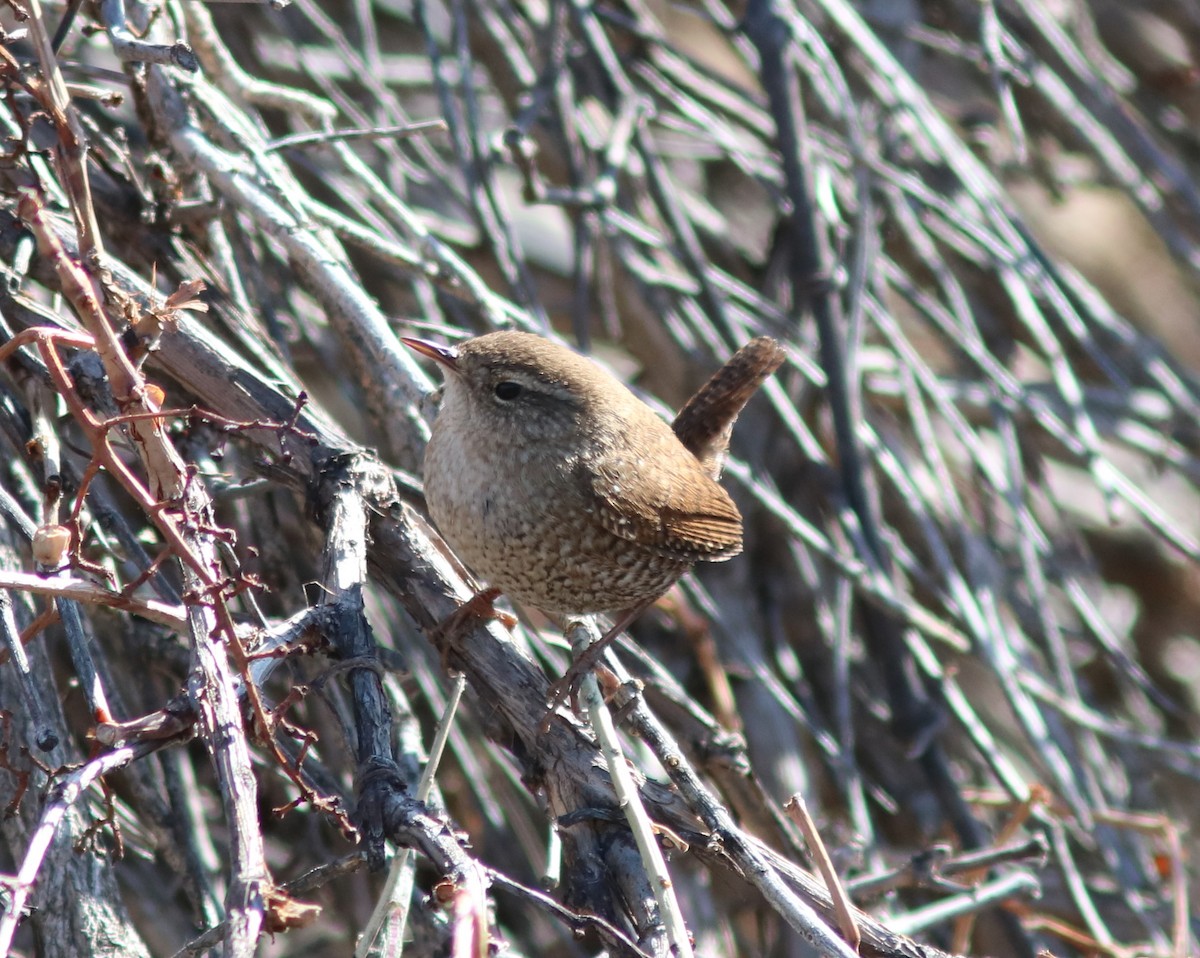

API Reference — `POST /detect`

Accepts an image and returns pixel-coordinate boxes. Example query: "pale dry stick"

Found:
[143,68,431,468]
[184,80,324,229]
[1017,2,1200,269]
[304,198,444,284]
[1043,816,1118,955]
[900,628,1034,808]
[14,194,273,955]
[19,0,102,258]
[844,836,1048,900]
[365,488,859,956]
[1015,914,1136,958]
[1019,671,1200,776]
[979,0,1028,164]
[1089,456,1200,560]
[185,0,484,329]
[543,822,563,889]
[1093,809,1189,958]
[814,0,1121,518]
[722,459,972,654]
[0,569,188,631]
[948,781,1049,953]
[611,680,876,958]
[182,2,336,121]
[265,119,448,152]
[784,795,860,952]
[327,139,524,328]
[96,0,198,70]
[565,618,694,958]
[721,831,967,958]
[865,428,1081,811]
[1001,267,1119,512]
[356,673,467,958]
[886,872,1041,937]
[0,741,147,954]
[0,325,261,682]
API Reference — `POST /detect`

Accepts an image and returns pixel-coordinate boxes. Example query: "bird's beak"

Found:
[402,337,459,372]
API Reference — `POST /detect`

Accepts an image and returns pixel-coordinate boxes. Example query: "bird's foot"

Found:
[430,587,514,672]
[542,607,645,725]
[540,599,659,730]
[547,637,610,708]
[541,659,621,732]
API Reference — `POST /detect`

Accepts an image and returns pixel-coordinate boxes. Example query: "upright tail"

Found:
[672,337,786,480]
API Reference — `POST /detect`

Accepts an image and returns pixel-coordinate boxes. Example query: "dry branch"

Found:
[0,1,1198,957]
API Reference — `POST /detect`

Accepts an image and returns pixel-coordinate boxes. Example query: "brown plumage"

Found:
[673,336,786,478]
[405,331,782,618]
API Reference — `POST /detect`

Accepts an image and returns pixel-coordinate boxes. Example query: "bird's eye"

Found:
[493,381,523,401]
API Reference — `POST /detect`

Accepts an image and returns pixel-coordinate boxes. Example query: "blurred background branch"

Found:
[0,0,1198,955]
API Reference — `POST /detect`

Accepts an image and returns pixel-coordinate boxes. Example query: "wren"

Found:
[404,331,784,683]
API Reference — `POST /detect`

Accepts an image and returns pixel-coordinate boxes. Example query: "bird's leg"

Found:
[546,599,654,713]
[429,587,516,672]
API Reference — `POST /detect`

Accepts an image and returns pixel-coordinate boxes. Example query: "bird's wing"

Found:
[585,447,743,562]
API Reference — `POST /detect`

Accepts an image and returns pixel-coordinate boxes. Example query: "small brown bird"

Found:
[404,330,784,682]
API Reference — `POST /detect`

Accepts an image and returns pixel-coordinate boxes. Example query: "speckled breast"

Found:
[423,427,686,615]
